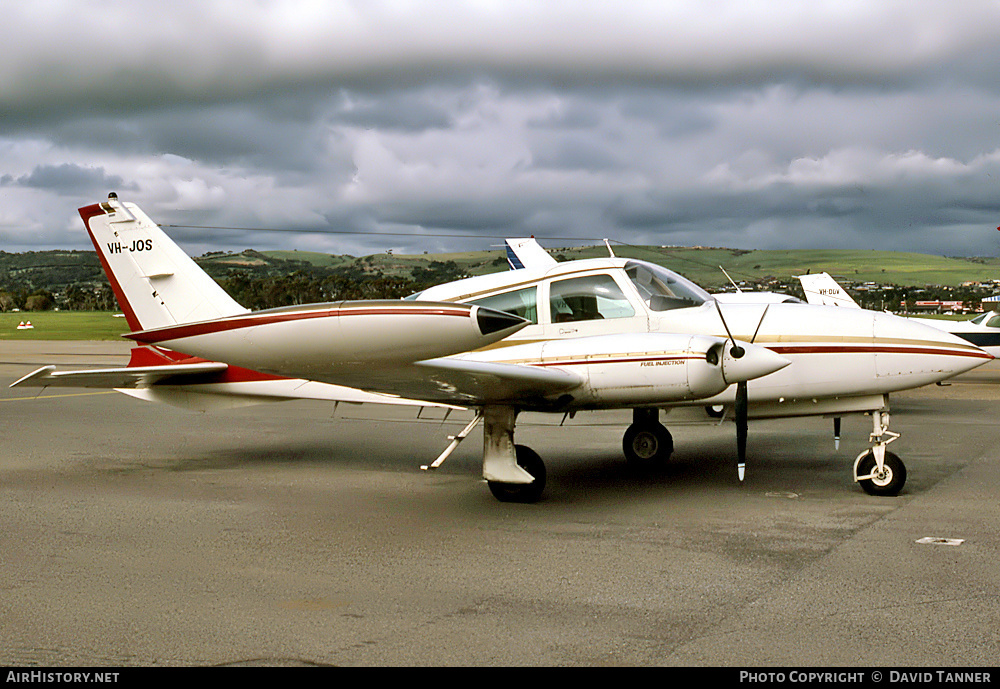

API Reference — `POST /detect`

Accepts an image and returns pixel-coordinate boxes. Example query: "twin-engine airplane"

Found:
[13,195,793,502]
[426,237,990,497]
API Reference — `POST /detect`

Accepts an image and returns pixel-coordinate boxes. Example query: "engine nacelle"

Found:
[522,333,789,408]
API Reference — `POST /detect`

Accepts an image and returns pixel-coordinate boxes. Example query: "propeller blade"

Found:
[750,304,770,343]
[714,299,767,483]
[736,380,748,482]
[714,300,744,358]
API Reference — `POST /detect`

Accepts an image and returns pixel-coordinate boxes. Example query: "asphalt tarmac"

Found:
[1,340,998,667]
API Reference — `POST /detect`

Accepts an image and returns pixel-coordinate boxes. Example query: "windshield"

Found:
[625,260,711,311]
[971,310,1000,326]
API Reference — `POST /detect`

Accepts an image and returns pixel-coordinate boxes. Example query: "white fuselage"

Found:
[412,257,991,415]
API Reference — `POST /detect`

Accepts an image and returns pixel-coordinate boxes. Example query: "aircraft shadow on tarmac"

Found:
[167,421,857,505]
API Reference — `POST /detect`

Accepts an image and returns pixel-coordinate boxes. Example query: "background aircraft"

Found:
[13,196,790,503]
[796,271,1000,357]
[796,272,861,308]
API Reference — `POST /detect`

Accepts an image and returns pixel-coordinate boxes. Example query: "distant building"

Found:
[912,300,972,314]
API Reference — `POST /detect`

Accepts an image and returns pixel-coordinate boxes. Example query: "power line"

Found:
[159,224,603,242]
[160,224,766,282]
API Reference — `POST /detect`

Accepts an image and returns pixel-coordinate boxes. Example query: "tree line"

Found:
[0,254,469,312]
[1,248,996,314]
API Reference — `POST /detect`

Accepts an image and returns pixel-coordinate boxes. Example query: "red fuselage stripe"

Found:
[767,344,992,359]
[127,306,472,343]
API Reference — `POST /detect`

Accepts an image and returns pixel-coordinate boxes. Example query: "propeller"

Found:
[714,301,770,482]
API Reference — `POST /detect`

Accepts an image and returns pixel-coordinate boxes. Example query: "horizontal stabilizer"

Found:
[10,362,229,389]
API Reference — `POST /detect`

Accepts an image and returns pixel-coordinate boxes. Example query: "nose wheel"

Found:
[856,450,906,496]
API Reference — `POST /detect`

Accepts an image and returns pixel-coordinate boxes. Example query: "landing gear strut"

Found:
[622,408,673,468]
[854,410,906,496]
[424,406,546,502]
[482,406,546,502]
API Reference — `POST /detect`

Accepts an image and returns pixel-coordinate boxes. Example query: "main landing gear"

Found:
[853,410,907,496]
[423,406,546,503]
[622,408,673,468]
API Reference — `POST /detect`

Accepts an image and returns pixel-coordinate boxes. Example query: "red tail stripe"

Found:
[80,204,142,332]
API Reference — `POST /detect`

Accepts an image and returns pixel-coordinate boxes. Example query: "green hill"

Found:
[2,245,999,298]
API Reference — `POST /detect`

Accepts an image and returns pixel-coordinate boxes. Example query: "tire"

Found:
[487,445,546,503]
[705,404,725,418]
[622,422,674,467]
[856,450,906,496]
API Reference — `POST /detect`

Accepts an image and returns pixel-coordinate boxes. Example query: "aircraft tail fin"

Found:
[505,237,558,271]
[796,272,861,308]
[80,195,249,332]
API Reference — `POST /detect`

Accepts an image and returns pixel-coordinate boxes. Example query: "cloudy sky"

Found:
[3,0,1000,259]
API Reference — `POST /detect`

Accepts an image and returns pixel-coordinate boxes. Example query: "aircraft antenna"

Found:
[719,266,741,292]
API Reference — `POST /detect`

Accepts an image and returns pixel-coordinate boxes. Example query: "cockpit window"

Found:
[625,260,710,311]
[468,286,538,324]
[971,311,1000,326]
[549,274,635,322]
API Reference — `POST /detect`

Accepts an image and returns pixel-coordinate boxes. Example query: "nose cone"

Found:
[475,306,529,338]
[873,311,993,383]
[721,341,791,384]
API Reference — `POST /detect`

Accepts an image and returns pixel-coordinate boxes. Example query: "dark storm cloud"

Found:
[2,163,131,195]
[2,1,1000,258]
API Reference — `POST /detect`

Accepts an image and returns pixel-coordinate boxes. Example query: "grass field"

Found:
[0,312,129,341]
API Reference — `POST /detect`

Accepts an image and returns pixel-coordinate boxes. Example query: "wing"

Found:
[304,357,585,408]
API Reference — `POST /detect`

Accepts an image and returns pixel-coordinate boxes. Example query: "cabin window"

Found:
[971,311,1000,327]
[469,286,538,324]
[625,260,710,311]
[549,274,635,322]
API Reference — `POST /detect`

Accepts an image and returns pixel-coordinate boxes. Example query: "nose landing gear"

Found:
[854,410,906,496]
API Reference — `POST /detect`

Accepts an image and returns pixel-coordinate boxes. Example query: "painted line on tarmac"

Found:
[0,390,118,403]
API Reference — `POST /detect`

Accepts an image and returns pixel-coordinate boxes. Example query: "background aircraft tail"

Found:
[796,272,860,308]
[505,237,558,270]
[79,195,249,332]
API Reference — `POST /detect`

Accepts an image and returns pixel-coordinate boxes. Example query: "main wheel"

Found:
[622,422,674,467]
[487,445,546,503]
[856,450,906,496]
